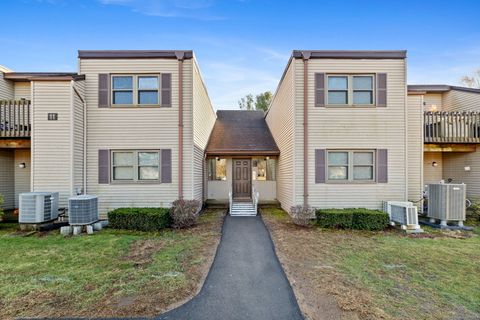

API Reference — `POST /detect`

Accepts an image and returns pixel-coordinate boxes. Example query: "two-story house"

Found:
[1,50,479,217]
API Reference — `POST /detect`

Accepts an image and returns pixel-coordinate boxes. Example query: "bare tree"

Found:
[238,91,273,111]
[461,69,480,88]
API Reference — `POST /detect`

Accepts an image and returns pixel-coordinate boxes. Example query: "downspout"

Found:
[176,51,185,200]
[302,51,311,207]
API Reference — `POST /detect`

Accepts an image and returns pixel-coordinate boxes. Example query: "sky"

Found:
[1,0,480,109]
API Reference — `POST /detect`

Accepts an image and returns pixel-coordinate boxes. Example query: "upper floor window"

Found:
[327,75,375,106]
[111,75,159,106]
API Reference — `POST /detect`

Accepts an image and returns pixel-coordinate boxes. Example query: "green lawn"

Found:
[262,208,480,320]
[0,209,224,319]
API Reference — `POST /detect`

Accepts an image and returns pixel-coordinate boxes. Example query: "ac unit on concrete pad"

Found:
[68,195,99,225]
[427,183,466,226]
[19,192,59,224]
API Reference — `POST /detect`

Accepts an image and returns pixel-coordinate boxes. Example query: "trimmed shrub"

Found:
[290,205,314,227]
[170,199,201,229]
[316,208,389,231]
[0,194,4,220]
[108,207,171,231]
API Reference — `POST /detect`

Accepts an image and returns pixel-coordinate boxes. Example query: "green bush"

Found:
[467,199,480,224]
[0,194,4,220]
[108,207,171,231]
[316,208,389,231]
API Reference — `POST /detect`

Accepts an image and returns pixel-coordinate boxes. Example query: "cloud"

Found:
[98,0,226,20]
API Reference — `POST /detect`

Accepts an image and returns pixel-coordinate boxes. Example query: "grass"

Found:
[261,208,480,320]
[0,209,225,319]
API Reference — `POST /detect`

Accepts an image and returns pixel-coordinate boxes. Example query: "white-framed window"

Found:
[111,150,160,182]
[327,75,375,106]
[327,150,375,182]
[111,74,160,106]
[208,158,227,181]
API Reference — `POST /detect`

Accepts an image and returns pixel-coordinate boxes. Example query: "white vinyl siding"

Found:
[14,82,31,100]
[298,58,407,210]
[265,59,295,212]
[423,93,443,112]
[73,80,85,195]
[423,152,443,185]
[406,94,424,206]
[442,89,480,112]
[0,150,14,209]
[14,149,31,207]
[443,151,480,199]
[31,81,72,207]
[0,70,14,99]
[192,58,216,201]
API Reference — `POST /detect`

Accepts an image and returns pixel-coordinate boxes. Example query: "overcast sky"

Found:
[2,0,480,109]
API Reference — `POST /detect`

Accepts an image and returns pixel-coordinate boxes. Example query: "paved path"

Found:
[157,215,303,320]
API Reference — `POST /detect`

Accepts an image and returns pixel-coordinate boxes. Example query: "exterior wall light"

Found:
[430,104,438,112]
[464,166,471,172]
[432,161,438,167]
[18,162,26,169]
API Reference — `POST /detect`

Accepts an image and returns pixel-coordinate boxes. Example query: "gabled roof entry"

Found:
[205,110,280,156]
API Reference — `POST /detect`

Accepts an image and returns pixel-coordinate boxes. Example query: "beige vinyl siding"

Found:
[14,149,31,207]
[192,58,216,201]
[0,149,14,209]
[72,80,85,194]
[443,151,480,199]
[304,59,407,209]
[182,59,194,200]
[31,81,72,208]
[407,94,424,204]
[79,58,185,216]
[265,60,295,212]
[0,71,14,99]
[423,93,443,111]
[442,89,480,112]
[423,152,443,185]
[14,82,31,100]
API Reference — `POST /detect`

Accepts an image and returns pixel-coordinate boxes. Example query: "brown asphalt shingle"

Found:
[205,110,279,155]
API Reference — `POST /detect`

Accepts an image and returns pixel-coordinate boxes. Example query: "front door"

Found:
[233,159,251,199]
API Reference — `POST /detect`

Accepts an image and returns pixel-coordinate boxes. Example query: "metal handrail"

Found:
[252,186,259,215]
[228,189,233,214]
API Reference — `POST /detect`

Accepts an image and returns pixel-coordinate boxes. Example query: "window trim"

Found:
[326,150,376,184]
[111,74,160,107]
[326,74,375,107]
[111,150,161,184]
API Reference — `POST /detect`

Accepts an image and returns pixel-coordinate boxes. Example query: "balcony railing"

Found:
[424,111,480,143]
[0,100,31,138]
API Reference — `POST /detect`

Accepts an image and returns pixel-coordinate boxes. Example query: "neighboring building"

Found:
[408,85,480,200]
[1,50,479,217]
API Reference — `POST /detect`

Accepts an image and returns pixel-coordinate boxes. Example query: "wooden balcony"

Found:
[424,111,480,144]
[0,100,31,138]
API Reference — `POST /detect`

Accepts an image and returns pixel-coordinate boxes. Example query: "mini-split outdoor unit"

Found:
[427,183,466,226]
[383,201,420,230]
[19,192,59,224]
[68,195,99,225]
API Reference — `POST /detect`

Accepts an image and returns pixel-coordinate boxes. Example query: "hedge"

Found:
[316,208,389,231]
[108,207,171,231]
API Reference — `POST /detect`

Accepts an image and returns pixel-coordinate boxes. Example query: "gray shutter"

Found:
[98,149,110,184]
[315,73,325,107]
[376,73,387,107]
[161,149,172,183]
[377,149,388,183]
[161,73,172,107]
[98,74,110,108]
[315,149,326,183]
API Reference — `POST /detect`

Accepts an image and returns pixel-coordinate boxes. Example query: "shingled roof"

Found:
[205,110,280,156]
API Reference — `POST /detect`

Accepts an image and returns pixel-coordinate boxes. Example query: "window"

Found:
[208,158,227,180]
[327,150,375,182]
[112,150,160,182]
[253,158,276,181]
[111,75,160,106]
[327,75,375,106]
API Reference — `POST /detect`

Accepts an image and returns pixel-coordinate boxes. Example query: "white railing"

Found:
[252,186,259,215]
[228,189,233,214]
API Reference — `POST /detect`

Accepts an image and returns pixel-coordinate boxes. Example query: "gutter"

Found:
[302,51,311,207]
[176,51,185,200]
